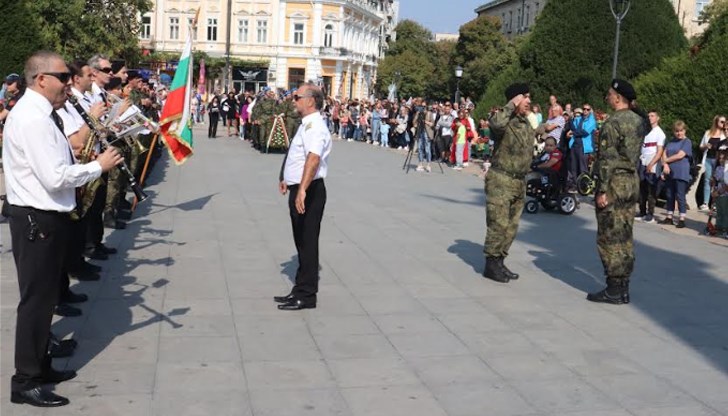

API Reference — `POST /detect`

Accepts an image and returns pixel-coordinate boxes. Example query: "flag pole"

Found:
[132,133,160,212]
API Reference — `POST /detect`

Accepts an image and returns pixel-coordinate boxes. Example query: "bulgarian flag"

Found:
[159,25,195,164]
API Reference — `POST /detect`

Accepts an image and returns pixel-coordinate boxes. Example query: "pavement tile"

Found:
[249,388,351,416]
[371,313,448,334]
[159,314,235,337]
[306,314,380,335]
[387,331,469,358]
[483,351,576,381]
[583,373,698,409]
[244,359,334,390]
[511,378,619,414]
[406,355,501,386]
[155,361,246,392]
[152,390,251,416]
[314,333,399,359]
[341,384,448,416]
[327,357,420,388]
[429,381,537,416]
[62,362,156,396]
[158,336,240,363]
[239,332,322,362]
[629,405,723,416]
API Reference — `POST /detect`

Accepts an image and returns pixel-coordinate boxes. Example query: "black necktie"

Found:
[51,110,64,133]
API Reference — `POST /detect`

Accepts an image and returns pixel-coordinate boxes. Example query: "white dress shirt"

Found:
[71,87,93,111]
[2,89,102,212]
[58,102,83,138]
[283,112,332,186]
[91,82,106,105]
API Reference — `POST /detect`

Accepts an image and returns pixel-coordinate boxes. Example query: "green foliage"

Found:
[426,40,456,100]
[637,6,728,146]
[377,49,434,98]
[452,15,515,101]
[386,20,433,56]
[0,0,152,74]
[478,0,687,111]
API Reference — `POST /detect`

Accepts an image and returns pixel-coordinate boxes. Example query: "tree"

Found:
[0,1,45,74]
[426,40,456,100]
[637,5,728,146]
[477,0,687,111]
[452,15,515,101]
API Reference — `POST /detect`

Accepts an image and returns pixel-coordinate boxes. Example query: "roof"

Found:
[475,0,513,14]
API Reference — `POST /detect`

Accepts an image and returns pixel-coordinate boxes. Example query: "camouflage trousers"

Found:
[596,173,639,280]
[104,144,131,213]
[484,170,526,258]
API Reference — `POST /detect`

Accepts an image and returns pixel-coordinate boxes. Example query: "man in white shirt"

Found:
[88,54,112,105]
[3,51,122,407]
[275,82,331,310]
[637,110,666,223]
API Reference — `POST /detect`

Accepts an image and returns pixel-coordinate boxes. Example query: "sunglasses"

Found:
[36,72,72,83]
[293,94,312,101]
[98,67,113,74]
[583,107,591,111]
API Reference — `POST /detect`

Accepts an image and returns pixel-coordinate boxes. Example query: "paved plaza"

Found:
[2,124,728,416]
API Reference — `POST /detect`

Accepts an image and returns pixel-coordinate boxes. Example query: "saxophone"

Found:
[69,97,104,220]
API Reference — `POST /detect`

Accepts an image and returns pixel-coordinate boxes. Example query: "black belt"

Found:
[9,204,70,217]
[288,178,324,189]
[490,167,526,180]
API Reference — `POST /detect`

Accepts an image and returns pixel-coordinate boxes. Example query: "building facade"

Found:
[140,0,399,99]
[475,0,712,40]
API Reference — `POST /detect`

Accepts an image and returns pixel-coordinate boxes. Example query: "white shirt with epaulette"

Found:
[283,112,331,186]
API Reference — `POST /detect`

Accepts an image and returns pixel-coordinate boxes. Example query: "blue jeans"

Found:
[665,178,688,215]
[417,132,431,163]
[371,119,381,142]
[703,158,715,206]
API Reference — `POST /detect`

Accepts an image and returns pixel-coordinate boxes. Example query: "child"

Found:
[380,122,390,148]
[533,137,563,187]
[453,118,466,170]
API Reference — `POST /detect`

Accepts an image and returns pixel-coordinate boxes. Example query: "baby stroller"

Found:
[524,163,577,215]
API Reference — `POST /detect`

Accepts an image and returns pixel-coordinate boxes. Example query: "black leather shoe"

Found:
[69,269,100,282]
[587,279,629,304]
[118,198,133,211]
[84,246,109,260]
[499,258,519,280]
[116,210,132,221]
[277,299,316,310]
[482,257,509,283]
[82,260,103,272]
[54,304,82,317]
[11,387,69,407]
[43,368,77,383]
[103,213,126,229]
[96,243,118,255]
[61,290,88,303]
[273,293,295,303]
[49,339,77,358]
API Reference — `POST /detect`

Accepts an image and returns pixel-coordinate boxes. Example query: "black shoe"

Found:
[104,218,127,230]
[61,290,88,304]
[49,339,77,358]
[498,258,519,280]
[635,211,645,218]
[273,293,295,303]
[116,210,132,221]
[676,219,686,228]
[118,198,133,211]
[69,269,100,282]
[277,298,316,310]
[11,387,69,407]
[482,257,510,283]
[82,260,103,272]
[96,243,118,255]
[587,279,629,304]
[42,368,77,383]
[84,246,109,260]
[54,304,82,317]
[660,217,674,225]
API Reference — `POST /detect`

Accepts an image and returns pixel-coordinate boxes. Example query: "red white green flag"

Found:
[159,29,194,164]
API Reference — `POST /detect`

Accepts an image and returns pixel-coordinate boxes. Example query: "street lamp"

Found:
[454,65,463,104]
[609,0,631,79]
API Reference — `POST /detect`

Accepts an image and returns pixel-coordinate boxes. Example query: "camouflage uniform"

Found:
[255,97,278,150]
[281,99,301,143]
[593,109,648,280]
[484,101,535,258]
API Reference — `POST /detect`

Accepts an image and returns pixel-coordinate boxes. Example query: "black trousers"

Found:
[288,179,327,302]
[209,113,219,137]
[8,205,71,391]
[85,180,107,248]
[567,144,588,187]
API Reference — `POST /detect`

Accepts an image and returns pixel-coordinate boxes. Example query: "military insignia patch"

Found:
[305,123,312,131]
[602,140,607,147]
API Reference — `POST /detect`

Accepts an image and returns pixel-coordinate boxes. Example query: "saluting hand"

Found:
[295,189,306,214]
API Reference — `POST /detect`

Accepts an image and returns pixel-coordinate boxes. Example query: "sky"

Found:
[397,0,487,34]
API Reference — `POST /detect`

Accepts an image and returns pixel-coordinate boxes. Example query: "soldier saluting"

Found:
[483,83,534,283]
[587,79,649,304]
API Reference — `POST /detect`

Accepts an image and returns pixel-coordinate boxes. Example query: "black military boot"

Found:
[482,257,510,283]
[586,278,630,304]
[498,258,519,280]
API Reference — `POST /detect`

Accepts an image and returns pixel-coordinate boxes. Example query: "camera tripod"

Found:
[402,136,444,174]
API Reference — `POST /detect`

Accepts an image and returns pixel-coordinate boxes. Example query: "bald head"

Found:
[25,51,65,86]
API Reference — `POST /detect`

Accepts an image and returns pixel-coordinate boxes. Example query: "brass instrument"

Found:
[67,94,149,204]
[105,94,160,152]
[69,99,105,220]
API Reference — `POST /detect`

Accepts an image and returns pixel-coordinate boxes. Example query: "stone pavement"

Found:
[1,123,727,416]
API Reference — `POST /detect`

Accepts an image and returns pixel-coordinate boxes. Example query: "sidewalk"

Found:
[1,124,727,416]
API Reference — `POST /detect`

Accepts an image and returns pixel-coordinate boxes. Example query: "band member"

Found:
[4,51,122,407]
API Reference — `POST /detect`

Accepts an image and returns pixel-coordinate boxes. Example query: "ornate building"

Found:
[475,0,712,40]
[140,0,399,98]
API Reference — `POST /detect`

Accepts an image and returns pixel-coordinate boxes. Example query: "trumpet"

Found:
[67,94,149,204]
[105,94,160,151]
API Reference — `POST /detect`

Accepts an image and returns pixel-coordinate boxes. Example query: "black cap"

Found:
[105,77,123,91]
[610,79,636,101]
[505,83,529,101]
[5,73,20,84]
[127,69,142,80]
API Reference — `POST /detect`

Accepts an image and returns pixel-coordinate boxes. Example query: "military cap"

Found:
[111,60,126,74]
[505,83,529,101]
[105,77,123,91]
[127,69,142,80]
[611,79,636,101]
[5,73,20,84]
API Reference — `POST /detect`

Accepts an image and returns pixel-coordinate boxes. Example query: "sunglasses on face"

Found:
[98,67,113,74]
[35,72,72,83]
[293,94,312,101]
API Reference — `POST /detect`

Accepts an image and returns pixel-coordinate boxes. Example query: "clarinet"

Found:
[67,94,149,204]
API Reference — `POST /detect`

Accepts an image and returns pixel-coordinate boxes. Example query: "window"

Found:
[187,18,197,40]
[141,16,151,39]
[238,19,249,43]
[288,68,305,90]
[501,13,506,33]
[696,0,710,18]
[170,17,179,40]
[517,8,522,31]
[257,20,268,43]
[293,23,304,45]
[526,5,531,29]
[207,18,218,41]
[508,11,513,32]
[324,24,334,47]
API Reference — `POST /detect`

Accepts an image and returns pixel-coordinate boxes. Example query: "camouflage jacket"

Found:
[593,109,649,194]
[488,101,535,177]
[252,98,278,123]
